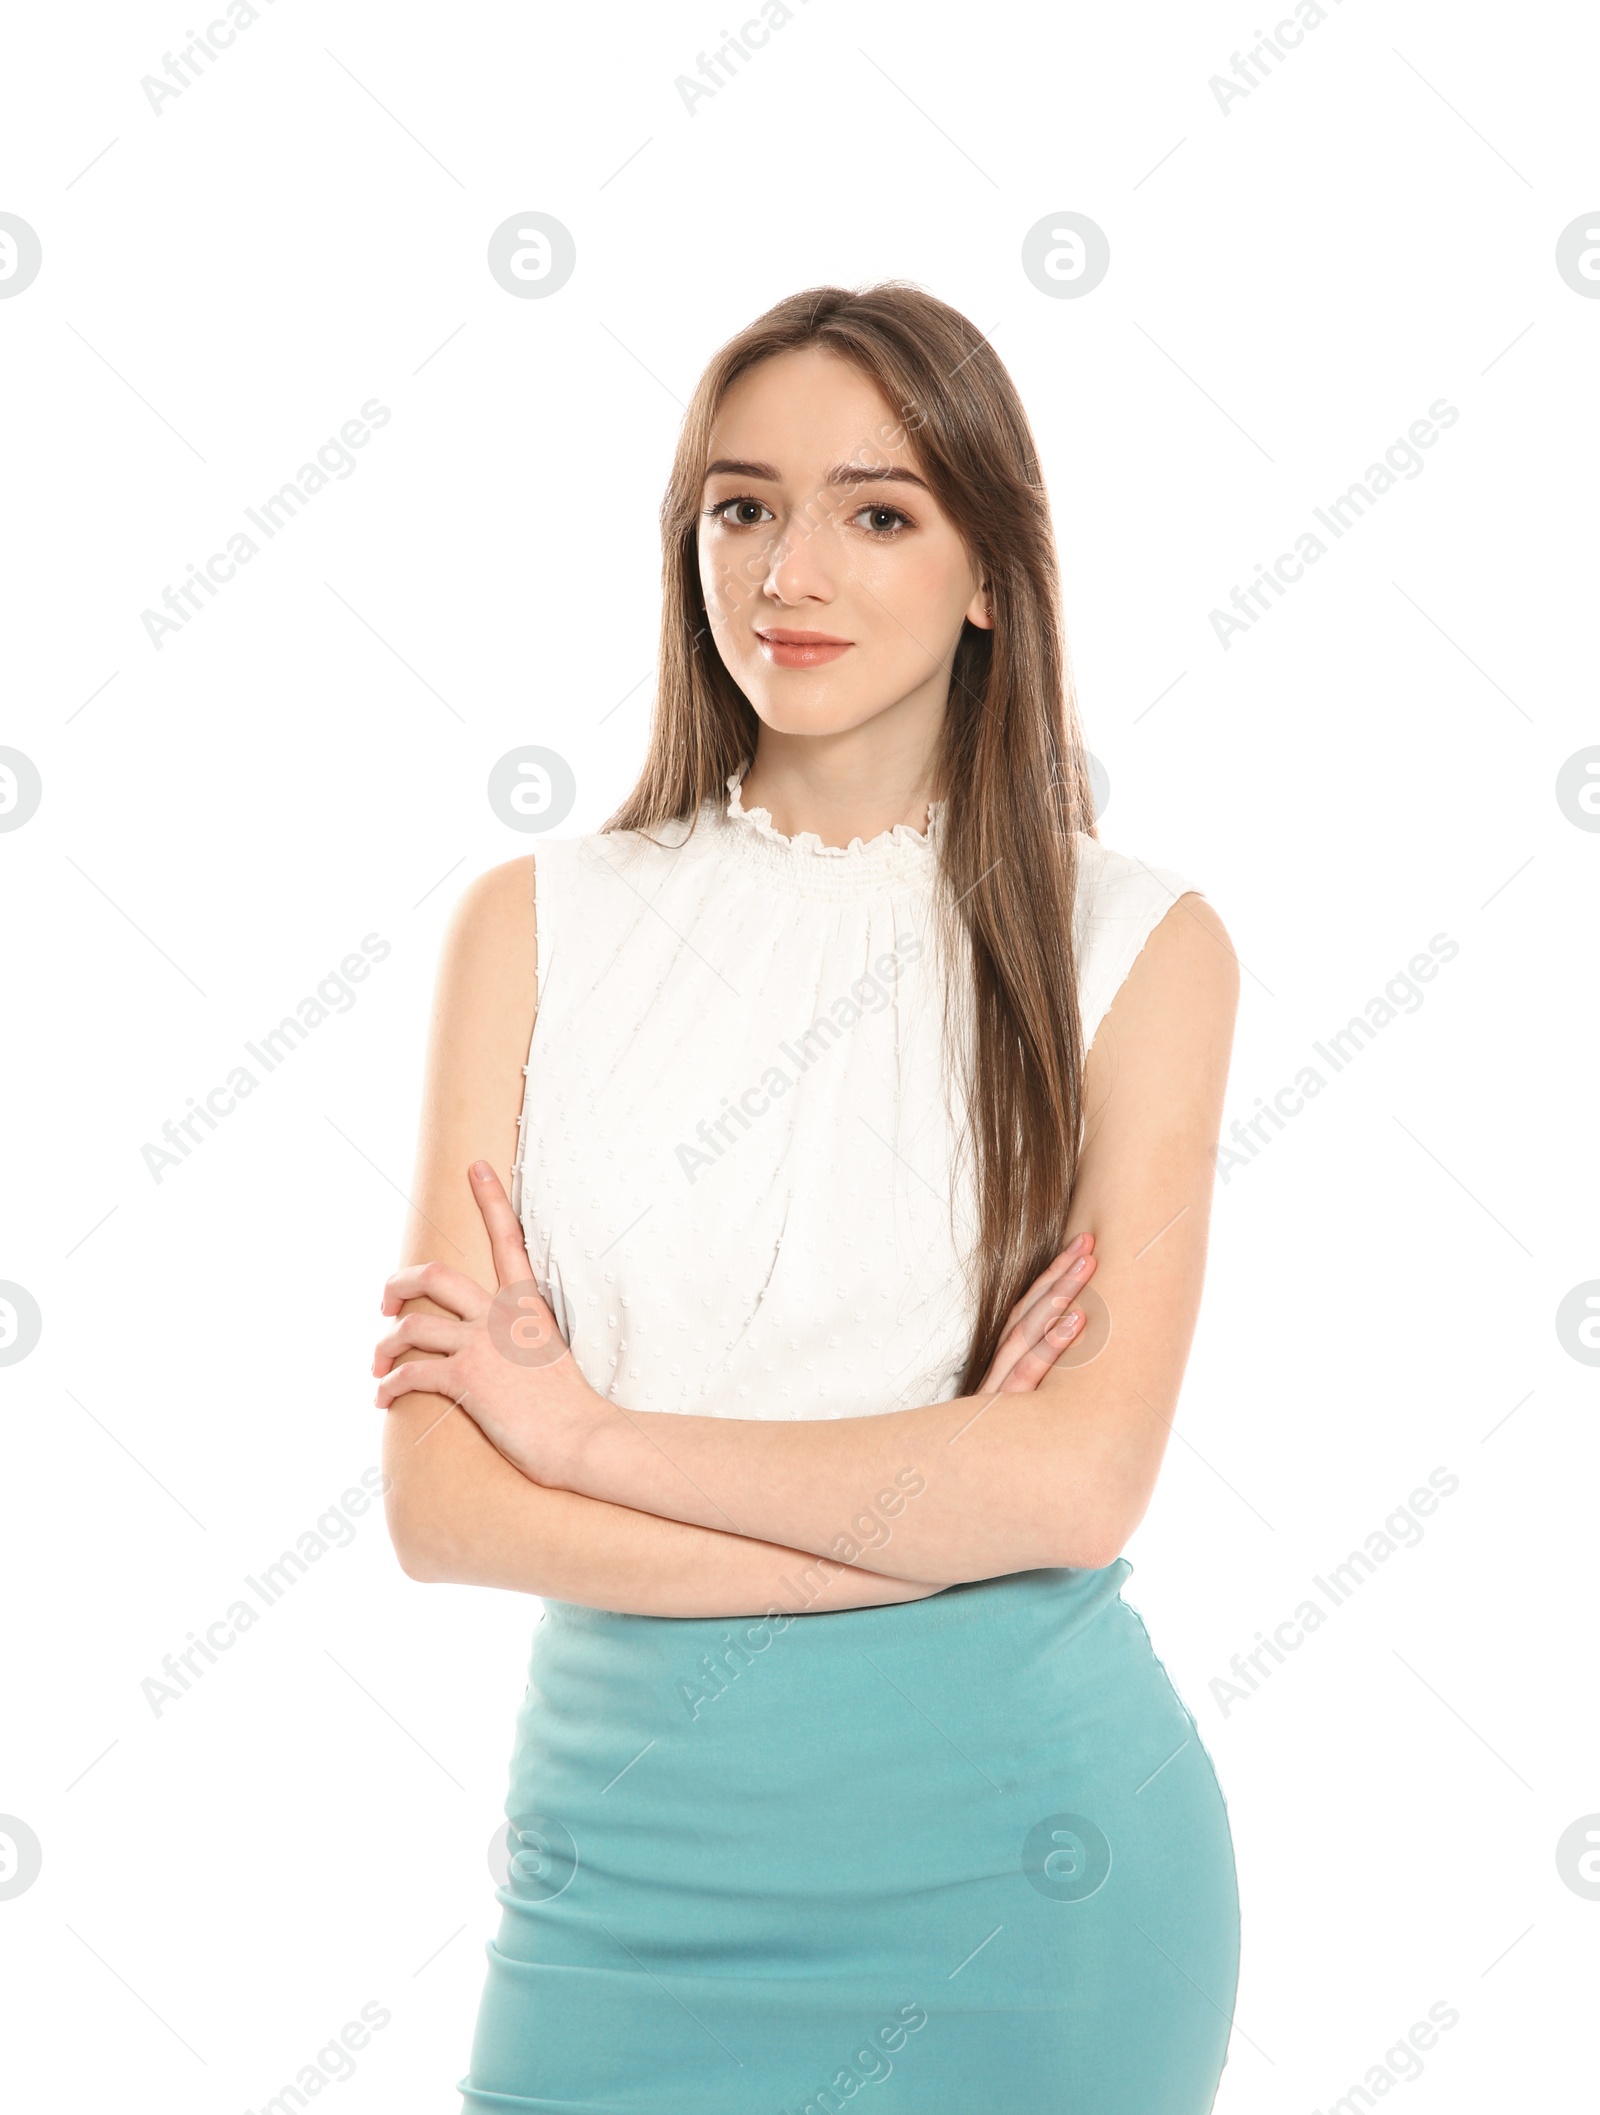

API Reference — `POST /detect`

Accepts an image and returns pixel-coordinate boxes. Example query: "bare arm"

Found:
[504,892,1240,1581]
[381,855,948,1617]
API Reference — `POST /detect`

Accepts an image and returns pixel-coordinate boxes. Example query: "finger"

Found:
[982,1250,1097,1392]
[376,1357,463,1411]
[382,1259,492,1321]
[1016,1248,1094,1334]
[981,1292,1071,1393]
[997,1236,1092,1333]
[371,1312,463,1377]
[1005,1280,1096,1391]
[980,1289,1069,1393]
[470,1161,538,1291]
[1001,1309,1087,1392]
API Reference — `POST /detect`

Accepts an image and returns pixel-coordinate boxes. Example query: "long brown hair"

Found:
[607,283,1096,1391]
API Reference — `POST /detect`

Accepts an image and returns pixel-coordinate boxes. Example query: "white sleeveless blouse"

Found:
[510,771,1197,1422]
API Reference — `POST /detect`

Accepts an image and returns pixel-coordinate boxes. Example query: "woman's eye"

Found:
[852,502,912,535]
[707,496,774,527]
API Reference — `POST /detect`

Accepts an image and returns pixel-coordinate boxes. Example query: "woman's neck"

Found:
[738,723,941,850]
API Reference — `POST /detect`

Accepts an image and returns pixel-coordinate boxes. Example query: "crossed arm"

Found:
[379,856,1238,1613]
[381,858,953,1617]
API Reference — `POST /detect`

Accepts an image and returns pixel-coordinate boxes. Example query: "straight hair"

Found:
[607,283,1096,1392]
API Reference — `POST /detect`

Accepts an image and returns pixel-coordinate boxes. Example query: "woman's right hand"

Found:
[976,1234,1096,1395]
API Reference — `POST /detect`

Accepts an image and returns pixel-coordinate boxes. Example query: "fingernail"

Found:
[1051,1312,1083,1340]
[472,1161,492,1181]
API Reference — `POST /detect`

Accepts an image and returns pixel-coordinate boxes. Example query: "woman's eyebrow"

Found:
[702,457,930,491]
[703,457,781,482]
[831,463,929,491]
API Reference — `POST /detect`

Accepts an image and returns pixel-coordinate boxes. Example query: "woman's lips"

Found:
[755,628,854,669]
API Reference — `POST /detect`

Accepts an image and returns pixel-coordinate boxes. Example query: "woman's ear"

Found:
[966,582,996,631]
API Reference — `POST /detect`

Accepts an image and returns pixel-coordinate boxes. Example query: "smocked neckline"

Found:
[724,765,944,859]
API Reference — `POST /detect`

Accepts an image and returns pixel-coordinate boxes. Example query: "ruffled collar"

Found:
[726,763,942,853]
[715,763,943,898]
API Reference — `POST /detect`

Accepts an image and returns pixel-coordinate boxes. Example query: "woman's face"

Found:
[696,347,992,742]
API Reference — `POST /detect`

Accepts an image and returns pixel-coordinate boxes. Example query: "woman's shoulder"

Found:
[449,810,726,995]
[1069,830,1233,1050]
[436,857,538,999]
[1071,828,1199,912]
[453,809,711,914]
[445,854,536,933]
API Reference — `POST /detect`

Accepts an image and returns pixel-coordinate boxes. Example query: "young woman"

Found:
[374,284,1242,2113]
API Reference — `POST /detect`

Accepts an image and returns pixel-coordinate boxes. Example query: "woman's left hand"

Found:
[373,1161,605,1485]
[976,1235,1097,1394]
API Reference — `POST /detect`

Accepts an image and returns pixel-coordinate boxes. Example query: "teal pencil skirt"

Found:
[461,1561,1240,2114]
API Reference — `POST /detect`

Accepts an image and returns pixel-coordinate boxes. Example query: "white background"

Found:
[2,1,1596,2108]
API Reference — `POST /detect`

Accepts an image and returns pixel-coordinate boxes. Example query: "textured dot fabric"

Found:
[462,773,1240,2113]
